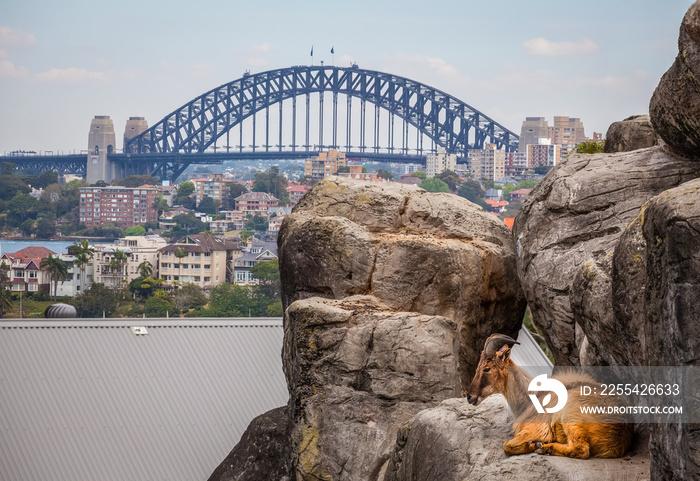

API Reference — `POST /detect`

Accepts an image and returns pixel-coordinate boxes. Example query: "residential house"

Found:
[509,188,532,201]
[233,241,278,285]
[336,165,378,182]
[159,234,241,290]
[485,199,508,214]
[0,246,55,294]
[235,192,279,216]
[485,188,503,201]
[287,184,311,204]
[267,207,292,234]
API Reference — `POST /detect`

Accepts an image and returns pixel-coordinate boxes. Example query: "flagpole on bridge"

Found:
[310,45,314,66]
[331,46,335,66]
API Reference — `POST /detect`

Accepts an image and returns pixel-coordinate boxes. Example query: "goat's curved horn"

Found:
[484,333,520,357]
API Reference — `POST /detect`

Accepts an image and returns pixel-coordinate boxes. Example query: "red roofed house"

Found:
[1,246,56,294]
[288,184,311,204]
[509,188,532,201]
[485,199,508,214]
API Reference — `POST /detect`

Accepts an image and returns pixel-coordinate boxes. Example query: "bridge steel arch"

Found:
[123,66,518,179]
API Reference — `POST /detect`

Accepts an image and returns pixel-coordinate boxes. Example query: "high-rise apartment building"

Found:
[426,147,457,178]
[519,117,550,153]
[79,186,158,227]
[304,149,347,181]
[193,173,230,207]
[527,138,560,168]
[467,143,506,181]
[548,116,586,157]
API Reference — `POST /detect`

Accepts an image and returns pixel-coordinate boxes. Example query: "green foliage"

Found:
[197,195,217,214]
[170,213,206,236]
[376,169,394,180]
[172,283,207,311]
[70,283,118,317]
[419,178,450,193]
[515,179,538,190]
[436,170,461,191]
[174,181,196,209]
[457,179,489,209]
[152,195,170,216]
[409,170,426,180]
[40,254,68,302]
[124,225,146,236]
[111,174,158,188]
[36,215,57,239]
[252,166,290,205]
[245,213,269,232]
[144,295,173,317]
[226,182,248,210]
[336,166,350,174]
[575,140,605,154]
[250,259,280,298]
[266,299,283,316]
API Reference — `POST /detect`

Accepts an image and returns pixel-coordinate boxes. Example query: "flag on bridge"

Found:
[331,47,334,54]
[310,46,314,57]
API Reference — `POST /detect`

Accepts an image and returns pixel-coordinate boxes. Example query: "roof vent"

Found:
[131,326,148,336]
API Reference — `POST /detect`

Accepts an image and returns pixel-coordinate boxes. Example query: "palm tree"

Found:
[109,248,128,289]
[137,260,153,279]
[40,254,68,302]
[69,239,94,294]
[174,247,187,289]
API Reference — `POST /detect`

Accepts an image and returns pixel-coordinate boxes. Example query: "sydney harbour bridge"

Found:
[2,65,519,182]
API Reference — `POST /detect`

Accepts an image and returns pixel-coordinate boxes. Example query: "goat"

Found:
[466,334,634,459]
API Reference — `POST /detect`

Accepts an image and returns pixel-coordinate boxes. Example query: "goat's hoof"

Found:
[535,445,552,455]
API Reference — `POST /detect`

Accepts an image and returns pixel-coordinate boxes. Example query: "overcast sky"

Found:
[0,0,694,154]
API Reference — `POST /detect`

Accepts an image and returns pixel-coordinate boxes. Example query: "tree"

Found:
[40,254,68,302]
[197,195,217,214]
[419,178,450,193]
[152,195,170,217]
[576,140,605,154]
[137,260,153,279]
[376,169,394,180]
[109,249,128,288]
[174,181,196,209]
[457,179,489,209]
[245,213,268,232]
[515,179,538,190]
[35,170,59,188]
[124,225,147,236]
[436,170,461,191]
[71,282,118,317]
[0,263,11,317]
[69,239,94,294]
[410,171,427,180]
[336,166,350,174]
[171,212,205,235]
[172,283,207,312]
[112,174,158,188]
[8,193,40,222]
[144,294,173,317]
[35,215,57,239]
[226,182,248,210]
[252,166,290,205]
[250,259,280,299]
[174,247,187,288]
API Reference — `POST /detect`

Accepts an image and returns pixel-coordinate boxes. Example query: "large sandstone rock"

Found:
[650,1,700,159]
[279,177,526,383]
[384,396,649,481]
[641,179,700,480]
[285,296,463,481]
[514,146,700,365]
[208,407,290,481]
[604,115,659,153]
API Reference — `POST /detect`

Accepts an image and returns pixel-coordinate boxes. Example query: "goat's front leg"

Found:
[503,434,543,455]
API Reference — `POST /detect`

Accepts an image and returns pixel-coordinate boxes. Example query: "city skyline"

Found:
[0,0,694,153]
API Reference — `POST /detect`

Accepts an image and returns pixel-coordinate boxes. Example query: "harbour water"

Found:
[0,239,103,256]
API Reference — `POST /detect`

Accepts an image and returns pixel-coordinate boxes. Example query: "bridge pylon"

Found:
[86,115,120,184]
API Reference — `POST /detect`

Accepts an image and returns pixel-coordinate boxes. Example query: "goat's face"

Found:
[466,346,512,406]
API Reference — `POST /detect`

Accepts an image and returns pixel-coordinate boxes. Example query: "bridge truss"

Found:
[122,65,519,180]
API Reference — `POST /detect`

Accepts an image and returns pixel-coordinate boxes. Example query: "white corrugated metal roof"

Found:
[0,318,288,481]
[511,325,554,375]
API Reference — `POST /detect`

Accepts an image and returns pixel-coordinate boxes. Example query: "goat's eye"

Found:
[483,368,491,373]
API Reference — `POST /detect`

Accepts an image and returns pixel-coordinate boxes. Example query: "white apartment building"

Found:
[92,235,167,289]
[426,147,457,178]
[467,143,506,181]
